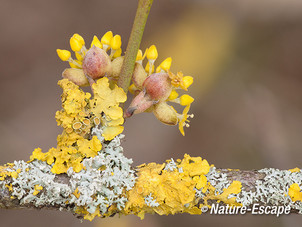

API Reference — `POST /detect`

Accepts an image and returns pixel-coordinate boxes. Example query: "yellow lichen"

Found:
[73,187,80,199]
[29,77,126,174]
[5,183,13,192]
[124,154,210,219]
[178,154,210,176]
[55,79,92,137]
[33,185,43,196]
[10,171,18,179]
[203,181,242,207]
[90,77,127,140]
[289,167,300,173]
[30,78,127,174]
[0,164,19,181]
[75,206,101,221]
[288,183,302,202]
[193,175,207,190]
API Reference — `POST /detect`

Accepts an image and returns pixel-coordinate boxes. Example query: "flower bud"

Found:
[132,63,147,90]
[57,49,71,61]
[136,49,143,62]
[153,101,178,125]
[183,76,193,89]
[156,57,172,73]
[143,73,172,101]
[101,31,113,45]
[168,89,179,100]
[146,45,158,60]
[62,68,89,86]
[111,56,124,79]
[110,35,122,50]
[70,34,84,52]
[179,94,194,106]
[82,46,112,80]
[124,90,157,118]
[90,35,102,49]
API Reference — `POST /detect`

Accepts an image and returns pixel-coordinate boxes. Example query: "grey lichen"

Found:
[0,130,136,216]
[205,166,231,195]
[144,193,159,207]
[164,158,177,171]
[237,168,302,213]
[195,166,302,213]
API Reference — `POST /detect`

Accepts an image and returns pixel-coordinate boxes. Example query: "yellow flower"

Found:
[56,49,71,61]
[156,57,172,73]
[178,105,194,136]
[168,71,190,91]
[136,49,144,62]
[183,76,193,89]
[167,90,178,100]
[90,35,102,49]
[101,31,113,46]
[70,34,84,52]
[179,94,194,106]
[110,35,122,50]
[146,45,158,60]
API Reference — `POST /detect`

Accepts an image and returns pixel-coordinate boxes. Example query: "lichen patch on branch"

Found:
[0,133,136,221]
[124,154,210,219]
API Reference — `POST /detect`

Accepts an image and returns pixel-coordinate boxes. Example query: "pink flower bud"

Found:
[142,73,172,101]
[124,90,156,118]
[125,73,173,118]
[82,46,112,80]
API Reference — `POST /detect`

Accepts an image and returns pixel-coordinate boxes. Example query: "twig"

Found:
[117,0,154,93]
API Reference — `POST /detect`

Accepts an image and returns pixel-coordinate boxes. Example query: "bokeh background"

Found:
[1,0,302,226]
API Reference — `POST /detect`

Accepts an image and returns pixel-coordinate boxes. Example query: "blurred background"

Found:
[1,0,302,226]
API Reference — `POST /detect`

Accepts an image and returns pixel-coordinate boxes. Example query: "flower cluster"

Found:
[125,45,194,135]
[57,32,122,86]
[57,32,195,136]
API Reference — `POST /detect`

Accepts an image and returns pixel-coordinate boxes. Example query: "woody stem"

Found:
[117,0,154,93]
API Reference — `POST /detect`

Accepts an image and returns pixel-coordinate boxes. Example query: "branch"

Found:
[1,148,301,220]
[117,0,153,93]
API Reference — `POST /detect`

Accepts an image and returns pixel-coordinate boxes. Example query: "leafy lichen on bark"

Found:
[1,153,301,220]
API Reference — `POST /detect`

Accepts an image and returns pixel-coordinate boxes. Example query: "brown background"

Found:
[1,0,302,226]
